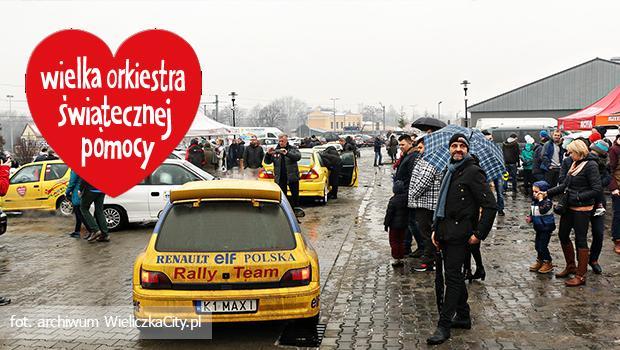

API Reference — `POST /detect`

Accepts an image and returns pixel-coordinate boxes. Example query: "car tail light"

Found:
[300,169,319,180]
[280,266,312,287]
[258,169,274,179]
[140,268,172,289]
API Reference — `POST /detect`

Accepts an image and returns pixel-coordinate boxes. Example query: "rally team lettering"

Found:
[173,267,279,281]
[155,252,296,265]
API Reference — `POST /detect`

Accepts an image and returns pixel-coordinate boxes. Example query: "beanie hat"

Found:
[590,139,609,155]
[532,180,550,192]
[539,130,550,139]
[594,126,607,137]
[524,135,535,144]
[532,180,549,192]
[449,133,469,149]
[589,132,602,143]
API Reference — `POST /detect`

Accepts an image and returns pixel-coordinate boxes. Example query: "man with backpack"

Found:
[521,135,536,195]
[185,138,205,168]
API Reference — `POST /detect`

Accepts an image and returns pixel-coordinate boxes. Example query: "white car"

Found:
[103,159,214,231]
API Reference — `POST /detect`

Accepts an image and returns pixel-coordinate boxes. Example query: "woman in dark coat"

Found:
[384,180,409,267]
[543,139,602,287]
[387,135,398,163]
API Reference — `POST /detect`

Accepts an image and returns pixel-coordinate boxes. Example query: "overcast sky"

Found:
[2,0,619,121]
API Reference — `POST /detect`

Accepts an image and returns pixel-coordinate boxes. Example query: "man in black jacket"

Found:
[427,134,497,345]
[241,136,265,171]
[264,134,302,208]
[320,146,342,199]
[394,135,423,257]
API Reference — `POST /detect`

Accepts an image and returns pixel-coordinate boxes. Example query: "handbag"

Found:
[553,176,571,215]
[553,191,568,215]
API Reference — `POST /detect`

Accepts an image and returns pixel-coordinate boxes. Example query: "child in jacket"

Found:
[526,180,556,274]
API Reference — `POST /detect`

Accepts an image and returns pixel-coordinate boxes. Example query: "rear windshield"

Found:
[155,201,296,252]
[298,153,313,166]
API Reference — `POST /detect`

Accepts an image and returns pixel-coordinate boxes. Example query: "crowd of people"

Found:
[380,125,620,345]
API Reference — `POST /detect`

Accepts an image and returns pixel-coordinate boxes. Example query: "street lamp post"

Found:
[6,95,13,115]
[461,80,470,127]
[379,102,386,132]
[229,91,237,127]
[330,98,339,131]
[437,101,442,120]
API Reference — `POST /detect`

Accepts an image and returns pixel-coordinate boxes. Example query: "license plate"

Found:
[195,299,258,314]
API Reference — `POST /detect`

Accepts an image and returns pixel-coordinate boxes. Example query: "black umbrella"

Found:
[434,249,444,313]
[412,117,446,132]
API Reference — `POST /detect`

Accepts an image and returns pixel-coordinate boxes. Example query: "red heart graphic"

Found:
[25,29,201,197]
[17,186,26,197]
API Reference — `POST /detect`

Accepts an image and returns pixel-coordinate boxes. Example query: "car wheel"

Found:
[103,206,127,231]
[56,197,74,217]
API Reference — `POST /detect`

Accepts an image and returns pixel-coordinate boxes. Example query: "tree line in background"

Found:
[201,96,438,133]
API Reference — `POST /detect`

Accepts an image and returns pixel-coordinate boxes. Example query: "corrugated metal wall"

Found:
[470,59,620,112]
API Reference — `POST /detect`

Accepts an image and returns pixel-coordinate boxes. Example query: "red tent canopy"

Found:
[558,86,620,130]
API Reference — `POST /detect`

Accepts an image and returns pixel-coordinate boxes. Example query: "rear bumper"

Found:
[256,179,327,197]
[133,282,320,323]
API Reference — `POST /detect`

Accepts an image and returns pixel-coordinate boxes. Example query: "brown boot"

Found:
[614,240,620,255]
[538,261,554,274]
[529,259,542,272]
[555,242,576,278]
[565,248,588,287]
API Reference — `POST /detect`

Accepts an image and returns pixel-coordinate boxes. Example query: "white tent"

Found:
[185,115,237,137]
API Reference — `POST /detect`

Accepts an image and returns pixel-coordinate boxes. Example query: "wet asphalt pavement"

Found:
[0,148,619,349]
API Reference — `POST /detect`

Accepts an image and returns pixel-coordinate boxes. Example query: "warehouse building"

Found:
[469,58,620,127]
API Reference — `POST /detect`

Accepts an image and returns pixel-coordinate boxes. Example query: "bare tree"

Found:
[258,103,285,127]
[13,138,40,165]
[271,96,308,132]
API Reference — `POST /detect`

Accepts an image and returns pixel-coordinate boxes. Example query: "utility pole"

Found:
[214,94,219,121]
[437,101,442,120]
[461,80,470,127]
[201,95,219,120]
[379,102,386,132]
[330,97,339,131]
[229,92,237,127]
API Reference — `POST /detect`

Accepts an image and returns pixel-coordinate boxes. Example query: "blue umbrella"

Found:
[422,125,505,181]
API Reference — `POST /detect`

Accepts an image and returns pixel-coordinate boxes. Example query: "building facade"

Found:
[469,58,620,127]
[307,108,363,131]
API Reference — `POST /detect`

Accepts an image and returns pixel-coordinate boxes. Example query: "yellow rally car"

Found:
[258,148,358,204]
[0,160,73,216]
[132,180,320,325]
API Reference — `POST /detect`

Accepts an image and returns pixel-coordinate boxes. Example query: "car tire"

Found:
[56,197,74,217]
[103,205,128,231]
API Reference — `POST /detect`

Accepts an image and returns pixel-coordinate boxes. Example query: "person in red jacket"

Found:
[0,157,12,305]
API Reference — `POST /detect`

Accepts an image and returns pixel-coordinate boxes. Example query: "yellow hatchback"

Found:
[132,180,320,325]
[258,148,358,204]
[0,160,73,216]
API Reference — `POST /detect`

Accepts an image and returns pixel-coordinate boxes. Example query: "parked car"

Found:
[132,180,320,326]
[0,159,72,216]
[104,159,215,230]
[258,147,358,204]
[259,138,280,153]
